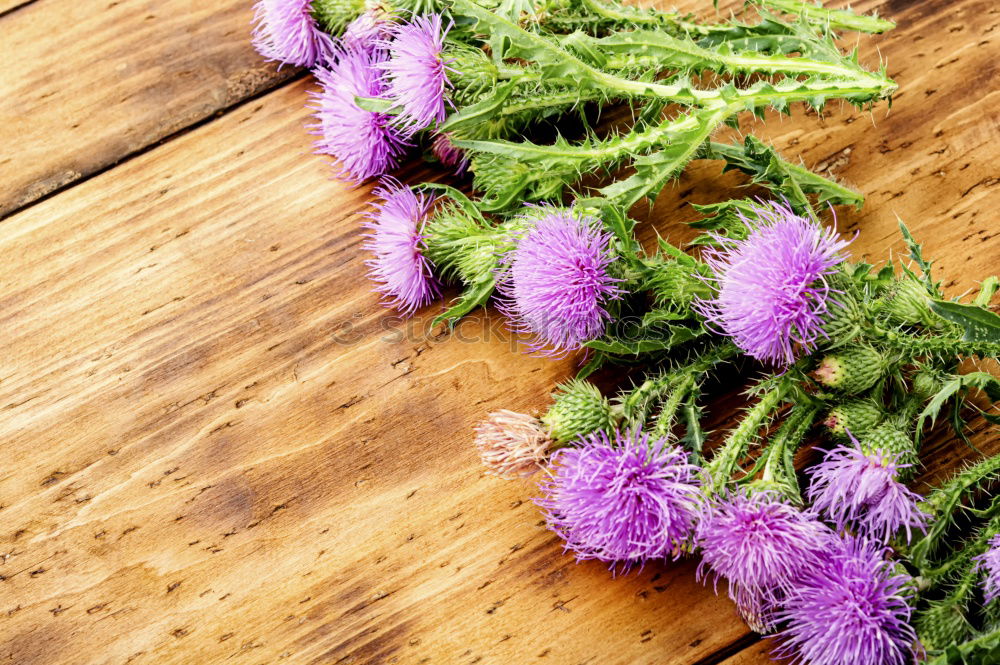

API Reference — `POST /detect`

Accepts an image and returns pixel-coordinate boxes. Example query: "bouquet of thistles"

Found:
[251,0,1000,662]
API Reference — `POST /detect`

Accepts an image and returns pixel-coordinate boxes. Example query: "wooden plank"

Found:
[0,0,293,217]
[0,1,997,665]
[0,80,749,665]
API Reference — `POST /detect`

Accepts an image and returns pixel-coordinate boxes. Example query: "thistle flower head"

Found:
[431,133,469,174]
[974,533,1000,604]
[696,489,833,632]
[380,14,453,134]
[693,201,851,365]
[537,428,702,568]
[342,3,395,52]
[362,179,439,314]
[474,410,551,478]
[497,208,622,356]
[251,0,337,67]
[775,536,917,665]
[807,436,927,544]
[309,47,408,182]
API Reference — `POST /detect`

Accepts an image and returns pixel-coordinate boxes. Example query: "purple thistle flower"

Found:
[309,46,408,183]
[362,179,440,314]
[775,535,917,665]
[251,0,336,67]
[807,435,927,544]
[693,201,852,365]
[696,489,834,632]
[474,410,552,478]
[379,14,453,134]
[342,4,395,52]
[537,428,702,568]
[431,133,469,174]
[974,533,1000,604]
[497,209,622,356]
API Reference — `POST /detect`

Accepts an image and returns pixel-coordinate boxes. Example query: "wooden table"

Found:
[1,0,998,663]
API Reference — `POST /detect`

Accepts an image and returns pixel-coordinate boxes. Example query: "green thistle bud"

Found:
[423,200,514,287]
[860,423,918,467]
[542,379,615,444]
[446,46,498,104]
[911,369,944,400]
[883,278,937,327]
[311,0,367,34]
[822,398,884,441]
[916,599,973,652]
[812,345,887,395]
[820,291,863,344]
[640,259,711,308]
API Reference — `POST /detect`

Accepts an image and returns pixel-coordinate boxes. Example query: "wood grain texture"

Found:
[0,0,294,218]
[1,0,998,663]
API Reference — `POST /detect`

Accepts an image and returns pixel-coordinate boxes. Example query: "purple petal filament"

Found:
[694,201,851,365]
[537,428,702,568]
[362,179,440,314]
[775,536,916,665]
[380,14,453,134]
[696,489,833,632]
[497,208,622,356]
[309,46,408,183]
[251,0,336,67]
[808,436,927,544]
[974,533,1000,604]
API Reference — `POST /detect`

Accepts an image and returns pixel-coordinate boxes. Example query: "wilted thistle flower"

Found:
[430,133,469,174]
[362,179,440,314]
[696,489,833,632]
[497,209,622,356]
[310,47,408,182]
[775,536,917,665]
[974,533,1000,604]
[537,428,702,567]
[807,435,927,544]
[380,14,453,134]
[693,201,852,365]
[474,410,552,478]
[251,0,338,67]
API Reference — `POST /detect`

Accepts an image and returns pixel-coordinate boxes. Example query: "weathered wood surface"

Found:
[0,0,294,218]
[1,0,998,663]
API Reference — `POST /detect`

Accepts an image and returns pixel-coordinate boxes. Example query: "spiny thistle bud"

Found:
[812,346,887,395]
[911,369,944,401]
[820,290,863,344]
[311,0,367,34]
[422,199,508,288]
[860,423,918,469]
[641,258,711,309]
[883,278,937,327]
[541,379,615,445]
[474,410,552,478]
[445,45,498,104]
[823,398,884,441]
[915,599,973,652]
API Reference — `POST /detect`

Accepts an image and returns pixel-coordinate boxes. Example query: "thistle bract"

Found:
[541,379,615,445]
[537,428,701,567]
[251,0,338,67]
[362,180,440,314]
[693,201,851,365]
[380,14,453,135]
[807,436,927,543]
[310,47,408,182]
[775,536,916,665]
[696,489,833,632]
[975,533,1000,605]
[474,410,551,478]
[497,208,622,356]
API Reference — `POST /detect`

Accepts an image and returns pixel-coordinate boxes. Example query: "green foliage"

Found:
[755,0,896,34]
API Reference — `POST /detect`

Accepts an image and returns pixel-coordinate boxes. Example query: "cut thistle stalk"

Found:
[758,0,897,34]
[704,375,794,493]
[759,403,821,500]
